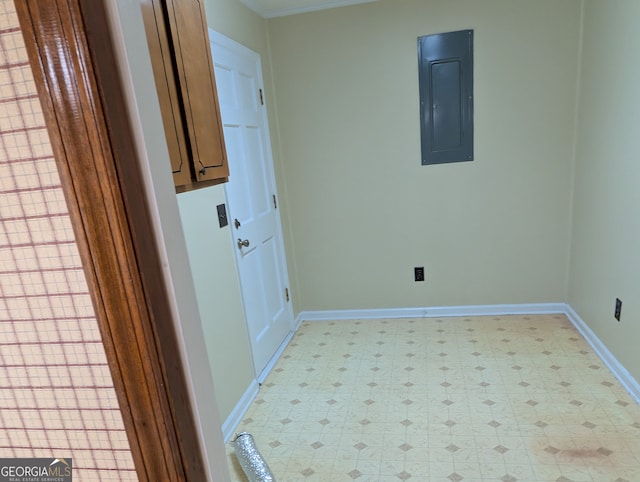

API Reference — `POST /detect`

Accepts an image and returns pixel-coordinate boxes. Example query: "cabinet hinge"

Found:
[285,287,290,302]
[259,88,264,105]
[273,194,277,209]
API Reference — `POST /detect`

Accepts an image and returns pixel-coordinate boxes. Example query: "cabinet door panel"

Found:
[164,0,228,182]
[141,0,192,186]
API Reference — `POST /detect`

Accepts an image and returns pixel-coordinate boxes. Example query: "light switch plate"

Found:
[216,204,228,228]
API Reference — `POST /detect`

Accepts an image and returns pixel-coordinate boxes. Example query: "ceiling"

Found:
[240,0,377,18]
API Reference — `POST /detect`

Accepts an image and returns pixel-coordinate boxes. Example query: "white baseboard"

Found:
[224,302,639,441]
[564,304,640,404]
[222,326,299,441]
[222,378,259,443]
[295,302,568,324]
[257,328,297,384]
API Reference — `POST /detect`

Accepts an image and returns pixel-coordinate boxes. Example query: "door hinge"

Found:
[285,287,290,302]
[273,194,277,209]
[259,88,264,105]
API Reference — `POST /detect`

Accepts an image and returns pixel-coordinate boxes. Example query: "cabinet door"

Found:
[164,0,229,182]
[141,0,192,187]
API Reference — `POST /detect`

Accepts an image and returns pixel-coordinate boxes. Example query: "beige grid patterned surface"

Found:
[228,315,640,482]
[0,1,137,479]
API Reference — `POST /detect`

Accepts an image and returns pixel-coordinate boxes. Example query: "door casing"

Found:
[15,1,220,480]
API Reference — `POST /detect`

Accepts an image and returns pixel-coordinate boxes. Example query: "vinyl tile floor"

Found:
[226,314,640,481]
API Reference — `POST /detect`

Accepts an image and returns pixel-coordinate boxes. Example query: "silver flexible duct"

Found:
[232,432,276,482]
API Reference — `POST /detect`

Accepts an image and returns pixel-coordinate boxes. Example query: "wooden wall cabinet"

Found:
[142,0,229,189]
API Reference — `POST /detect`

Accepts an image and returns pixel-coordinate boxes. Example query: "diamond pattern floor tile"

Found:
[227,315,640,481]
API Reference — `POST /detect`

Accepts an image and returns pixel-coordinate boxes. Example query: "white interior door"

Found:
[209,30,294,379]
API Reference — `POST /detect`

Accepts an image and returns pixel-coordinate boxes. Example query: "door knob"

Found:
[237,238,250,249]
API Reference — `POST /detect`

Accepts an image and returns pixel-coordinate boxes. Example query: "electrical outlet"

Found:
[614,298,622,321]
[414,267,425,282]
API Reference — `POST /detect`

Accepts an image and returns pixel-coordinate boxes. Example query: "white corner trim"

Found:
[564,305,640,405]
[222,379,260,443]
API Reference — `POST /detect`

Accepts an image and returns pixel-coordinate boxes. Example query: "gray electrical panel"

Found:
[418,29,474,165]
